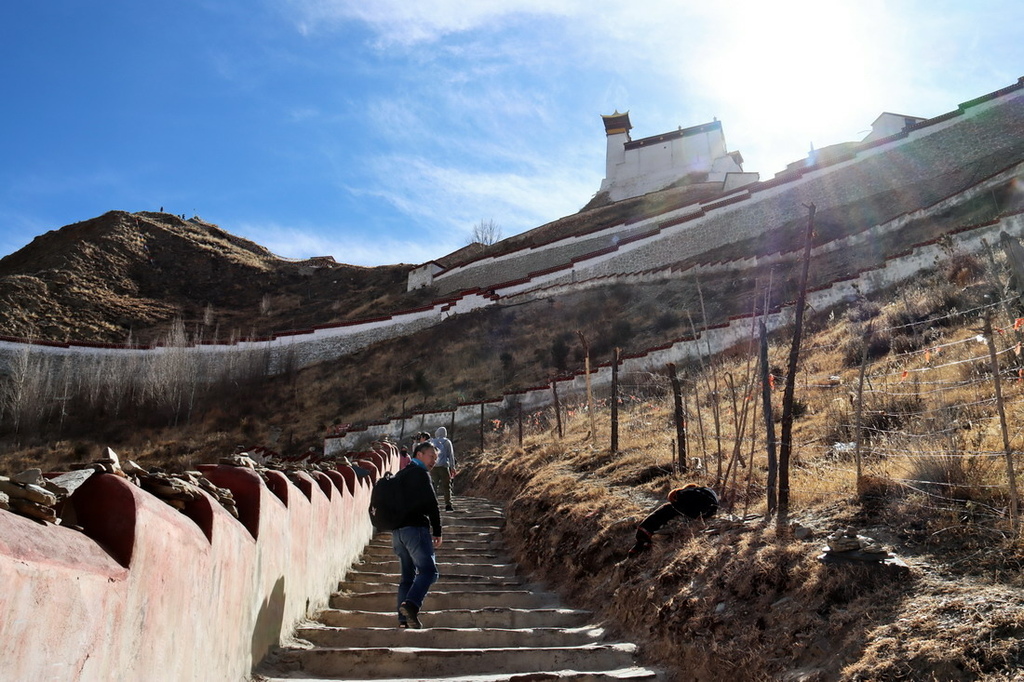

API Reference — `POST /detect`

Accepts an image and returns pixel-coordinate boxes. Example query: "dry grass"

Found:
[462,389,1024,680]
[451,263,1024,679]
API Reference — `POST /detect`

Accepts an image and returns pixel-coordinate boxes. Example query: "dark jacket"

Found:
[637,487,719,536]
[395,461,442,537]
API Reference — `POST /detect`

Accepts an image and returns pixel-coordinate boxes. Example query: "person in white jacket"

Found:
[429,427,457,511]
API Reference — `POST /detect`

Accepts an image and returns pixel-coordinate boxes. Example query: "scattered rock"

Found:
[122,460,148,476]
[12,468,43,485]
[93,448,126,476]
[0,470,64,523]
[9,497,58,523]
[48,469,97,498]
[819,527,908,572]
[0,479,58,507]
[220,454,258,469]
[791,523,814,540]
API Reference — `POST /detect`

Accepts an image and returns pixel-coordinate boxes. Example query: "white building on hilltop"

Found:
[598,111,758,203]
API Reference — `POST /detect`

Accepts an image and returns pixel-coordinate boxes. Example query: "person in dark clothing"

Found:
[393,441,443,628]
[628,484,719,556]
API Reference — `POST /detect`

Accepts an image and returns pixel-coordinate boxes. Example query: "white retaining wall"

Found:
[324,210,1024,451]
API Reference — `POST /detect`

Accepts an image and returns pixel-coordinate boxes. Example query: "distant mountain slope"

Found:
[0,211,417,343]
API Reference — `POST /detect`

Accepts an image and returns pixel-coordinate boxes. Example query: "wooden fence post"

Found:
[853,322,872,488]
[611,348,620,453]
[668,363,687,473]
[518,402,524,447]
[577,331,596,446]
[984,314,1020,534]
[759,321,777,513]
[479,402,485,454]
[551,379,563,439]
[778,202,816,526]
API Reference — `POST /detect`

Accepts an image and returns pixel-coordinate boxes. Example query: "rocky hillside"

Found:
[0,211,419,344]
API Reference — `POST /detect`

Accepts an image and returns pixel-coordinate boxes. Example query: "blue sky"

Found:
[1,1,1021,266]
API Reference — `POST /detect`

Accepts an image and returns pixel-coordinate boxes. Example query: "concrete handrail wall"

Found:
[0,455,391,682]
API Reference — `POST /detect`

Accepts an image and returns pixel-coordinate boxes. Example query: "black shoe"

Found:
[445,504,454,512]
[399,601,421,629]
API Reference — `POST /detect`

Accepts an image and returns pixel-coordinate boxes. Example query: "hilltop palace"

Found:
[597,111,758,202]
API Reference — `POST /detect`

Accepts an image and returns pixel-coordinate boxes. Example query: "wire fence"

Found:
[484,295,1024,531]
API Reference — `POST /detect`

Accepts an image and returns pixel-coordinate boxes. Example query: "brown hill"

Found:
[0,210,421,344]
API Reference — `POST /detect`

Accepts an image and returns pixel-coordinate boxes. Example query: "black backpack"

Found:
[368,471,406,531]
[670,486,719,519]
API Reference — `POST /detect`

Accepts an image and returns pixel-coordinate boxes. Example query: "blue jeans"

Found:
[392,526,439,619]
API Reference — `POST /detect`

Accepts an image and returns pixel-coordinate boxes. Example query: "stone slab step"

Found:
[317,607,595,630]
[273,642,643,679]
[361,543,505,556]
[329,589,561,611]
[359,544,512,557]
[339,577,525,593]
[342,570,523,585]
[353,558,519,573]
[258,669,659,682]
[367,531,504,544]
[255,496,662,681]
[295,624,610,649]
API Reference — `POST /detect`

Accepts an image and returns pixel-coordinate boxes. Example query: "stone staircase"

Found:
[256,496,661,681]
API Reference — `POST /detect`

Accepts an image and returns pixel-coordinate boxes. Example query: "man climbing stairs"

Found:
[256,496,661,681]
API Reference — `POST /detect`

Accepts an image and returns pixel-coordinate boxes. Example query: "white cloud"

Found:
[282,0,586,43]
[352,153,601,243]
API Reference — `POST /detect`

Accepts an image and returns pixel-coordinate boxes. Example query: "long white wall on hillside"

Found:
[496,165,1024,305]
[325,211,1024,451]
[0,292,496,379]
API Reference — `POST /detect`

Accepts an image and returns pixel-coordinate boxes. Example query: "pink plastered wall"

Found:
[0,454,393,682]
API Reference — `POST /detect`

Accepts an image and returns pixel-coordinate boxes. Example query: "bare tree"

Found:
[469,219,503,246]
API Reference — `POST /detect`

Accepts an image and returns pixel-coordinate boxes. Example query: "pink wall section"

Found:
[0,456,389,682]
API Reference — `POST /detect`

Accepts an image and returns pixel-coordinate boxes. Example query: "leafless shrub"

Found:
[940,252,987,287]
[901,450,1001,509]
[469,219,503,246]
[846,299,881,323]
[840,327,891,366]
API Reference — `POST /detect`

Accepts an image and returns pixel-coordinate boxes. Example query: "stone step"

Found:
[370,524,499,535]
[361,540,504,555]
[359,550,510,564]
[272,642,644,679]
[442,519,505,527]
[329,589,561,611]
[317,607,595,630]
[361,541,509,554]
[295,624,610,649]
[341,569,522,585]
[339,576,526,593]
[368,524,503,536]
[354,556,518,571]
[255,496,662,681]
[258,669,659,682]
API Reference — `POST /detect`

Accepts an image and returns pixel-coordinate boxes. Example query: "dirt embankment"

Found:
[461,441,1024,681]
